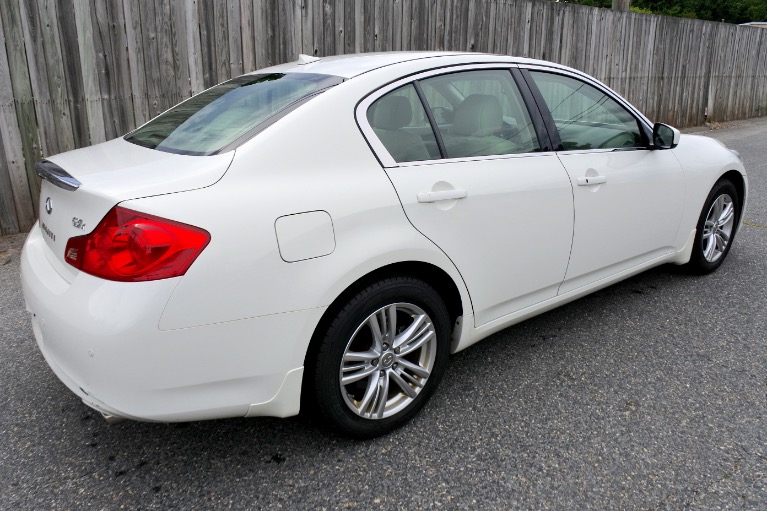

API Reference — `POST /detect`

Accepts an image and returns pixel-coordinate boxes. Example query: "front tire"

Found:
[308,277,451,438]
[686,179,740,274]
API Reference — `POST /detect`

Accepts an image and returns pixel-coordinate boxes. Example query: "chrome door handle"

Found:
[576,176,607,186]
[416,189,468,203]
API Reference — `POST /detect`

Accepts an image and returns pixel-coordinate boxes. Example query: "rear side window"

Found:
[366,69,541,163]
[419,70,541,158]
[367,84,441,163]
[125,73,342,155]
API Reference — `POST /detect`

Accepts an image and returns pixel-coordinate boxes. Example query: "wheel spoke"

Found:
[393,314,426,349]
[343,349,379,364]
[714,233,726,253]
[357,370,381,416]
[397,357,431,379]
[718,201,734,226]
[713,195,724,219]
[397,326,435,357]
[367,315,384,351]
[385,305,397,343]
[389,370,417,399]
[341,364,380,386]
[397,367,425,389]
[374,371,390,418]
[703,236,717,260]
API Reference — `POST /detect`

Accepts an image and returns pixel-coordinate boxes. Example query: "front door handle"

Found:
[416,189,468,203]
[576,176,607,186]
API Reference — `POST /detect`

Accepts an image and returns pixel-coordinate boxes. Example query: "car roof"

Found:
[249,51,567,79]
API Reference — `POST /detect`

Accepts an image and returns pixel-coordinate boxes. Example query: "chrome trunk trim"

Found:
[35,160,81,191]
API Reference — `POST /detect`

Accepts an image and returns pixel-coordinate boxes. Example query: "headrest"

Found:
[369,95,413,130]
[452,94,503,136]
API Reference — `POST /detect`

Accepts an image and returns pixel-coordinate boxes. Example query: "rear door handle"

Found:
[416,189,468,203]
[576,176,607,186]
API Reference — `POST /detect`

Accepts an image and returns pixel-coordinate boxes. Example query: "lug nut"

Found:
[382,343,389,351]
[372,358,379,366]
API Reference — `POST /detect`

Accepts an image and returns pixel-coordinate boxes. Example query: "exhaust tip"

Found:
[101,412,127,425]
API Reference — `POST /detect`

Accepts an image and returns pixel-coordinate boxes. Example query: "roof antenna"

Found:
[297,54,321,65]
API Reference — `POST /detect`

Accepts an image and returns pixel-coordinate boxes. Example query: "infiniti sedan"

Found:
[21,52,747,438]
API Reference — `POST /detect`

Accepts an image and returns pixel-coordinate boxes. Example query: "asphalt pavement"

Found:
[1,118,766,510]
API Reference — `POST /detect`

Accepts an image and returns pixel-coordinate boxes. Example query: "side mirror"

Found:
[652,123,680,149]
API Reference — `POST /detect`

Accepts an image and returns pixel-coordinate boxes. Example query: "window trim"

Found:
[412,80,447,159]
[510,68,556,152]
[518,65,654,154]
[355,63,551,168]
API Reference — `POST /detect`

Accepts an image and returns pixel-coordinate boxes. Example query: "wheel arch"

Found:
[720,169,746,224]
[301,261,465,403]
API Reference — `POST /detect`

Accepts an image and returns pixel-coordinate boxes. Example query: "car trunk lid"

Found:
[34,137,234,282]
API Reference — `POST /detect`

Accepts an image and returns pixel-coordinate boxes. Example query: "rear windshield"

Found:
[125,73,342,155]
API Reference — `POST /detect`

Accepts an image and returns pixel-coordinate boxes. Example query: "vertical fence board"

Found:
[344,0,356,53]
[278,0,298,63]
[170,0,192,101]
[0,6,35,232]
[0,127,21,235]
[333,0,344,55]
[227,0,243,77]
[1,0,42,212]
[73,0,106,144]
[19,0,58,158]
[123,0,149,125]
[213,0,230,82]
[37,0,76,154]
[90,0,115,139]
[240,0,255,71]
[139,0,164,116]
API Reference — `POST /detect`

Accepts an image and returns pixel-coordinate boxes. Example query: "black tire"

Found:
[686,179,740,274]
[307,277,451,438]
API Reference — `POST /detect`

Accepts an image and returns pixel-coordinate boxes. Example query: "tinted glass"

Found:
[528,71,644,150]
[367,84,440,163]
[125,73,342,155]
[419,69,540,158]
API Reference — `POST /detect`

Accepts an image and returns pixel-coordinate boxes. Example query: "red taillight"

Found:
[65,207,210,282]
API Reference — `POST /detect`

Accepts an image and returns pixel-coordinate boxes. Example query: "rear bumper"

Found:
[21,227,322,422]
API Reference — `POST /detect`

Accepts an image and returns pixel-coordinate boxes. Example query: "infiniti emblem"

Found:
[44,197,53,215]
[381,352,395,368]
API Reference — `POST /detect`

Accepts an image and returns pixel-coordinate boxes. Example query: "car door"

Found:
[522,68,685,294]
[359,67,574,327]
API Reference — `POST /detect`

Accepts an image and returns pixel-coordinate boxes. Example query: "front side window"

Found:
[528,71,645,151]
[125,73,342,155]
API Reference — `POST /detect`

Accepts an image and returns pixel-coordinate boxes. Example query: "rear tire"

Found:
[686,179,740,274]
[307,277,450,438]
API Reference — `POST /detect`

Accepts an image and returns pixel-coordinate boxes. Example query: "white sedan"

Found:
[21,52,747,438]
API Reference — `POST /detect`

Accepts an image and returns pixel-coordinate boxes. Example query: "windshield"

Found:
[125,73,342,155]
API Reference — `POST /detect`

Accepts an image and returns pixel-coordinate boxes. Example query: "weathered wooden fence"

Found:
[1,0,766,235]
